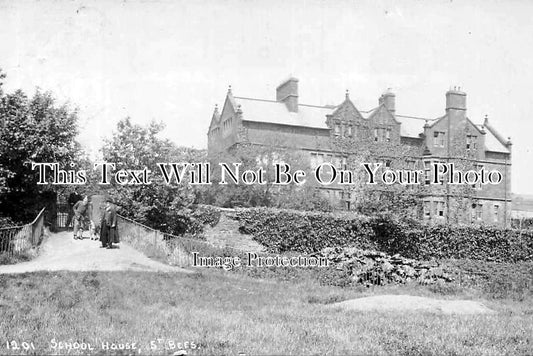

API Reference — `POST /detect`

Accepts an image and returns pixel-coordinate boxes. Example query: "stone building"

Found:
[207,77,512,226]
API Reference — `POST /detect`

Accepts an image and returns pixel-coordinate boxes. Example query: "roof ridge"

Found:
[396,114,437,121]
[298,103,333,109]
[484,120,509,146]
[233,96,278,103]
[234,96,333,109]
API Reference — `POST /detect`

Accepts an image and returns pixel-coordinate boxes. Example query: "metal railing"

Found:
[117,214,238,268]
[0,207,46,255]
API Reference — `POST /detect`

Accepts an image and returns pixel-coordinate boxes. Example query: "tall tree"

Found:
[0,70,82,223]
[101,117,206,234]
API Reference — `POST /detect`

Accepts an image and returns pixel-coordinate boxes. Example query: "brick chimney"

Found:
[379,89,395,115]
[276,77,299,112]
[446,87,466,111]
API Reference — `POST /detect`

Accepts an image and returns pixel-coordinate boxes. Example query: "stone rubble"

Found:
[322,246,453,286]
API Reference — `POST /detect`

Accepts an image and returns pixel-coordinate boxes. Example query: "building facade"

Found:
[207,78,512,226]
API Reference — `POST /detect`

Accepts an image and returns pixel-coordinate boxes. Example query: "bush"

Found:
[0,251,32,265]
[235,206,533,262]
[414,225,533,262]
[191,205,221,228]
[0,216,15,229]
[164,204,222,238]
[236,207,376,254]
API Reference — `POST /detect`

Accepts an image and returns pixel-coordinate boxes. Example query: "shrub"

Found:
[0,216,15,229]
[191,205,221,228]
[236,207,376,254]
[165,204,222,238]
[235,206,533,262]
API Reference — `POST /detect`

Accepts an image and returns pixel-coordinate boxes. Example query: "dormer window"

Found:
[466,135,477,150]
[434,131,445,147]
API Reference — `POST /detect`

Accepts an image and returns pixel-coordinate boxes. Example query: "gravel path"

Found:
[0,231,191,274]
[330,294,495,314]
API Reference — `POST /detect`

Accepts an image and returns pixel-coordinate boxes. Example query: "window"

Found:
[345,200,351,210]
[434,201,445,217]
[494,204,499,222]
[347,125,353,137]
[476,204,483,220]
[373,127,392,142]
[473,164,483,190]
[334,124,341,136]
[434,131,445,147]
[423,200,431,219]
[466,135,477,150]
[310,152,325,167]
[423,160,432,184]
[385,160,392,168]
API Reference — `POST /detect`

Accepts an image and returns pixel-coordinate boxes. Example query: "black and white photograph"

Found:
[0,0,532,355]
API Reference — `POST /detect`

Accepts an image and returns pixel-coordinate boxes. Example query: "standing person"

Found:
[100,197,119,249]
[72,195,90,240]
[65,189,82,228]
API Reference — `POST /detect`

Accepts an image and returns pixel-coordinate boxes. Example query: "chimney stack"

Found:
[446,86,466,111]
[379,89,395,115]
[276,77,299,112]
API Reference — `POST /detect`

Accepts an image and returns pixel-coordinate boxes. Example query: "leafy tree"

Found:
[101,117,206,234]
[0,70,82,224]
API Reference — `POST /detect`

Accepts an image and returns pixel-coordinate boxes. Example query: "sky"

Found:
[1,0,532,194]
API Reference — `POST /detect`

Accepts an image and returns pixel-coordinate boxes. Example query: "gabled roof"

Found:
[475,124,510,153]
[233,96,335,129]
[483,119,511,153]
[330,97,364,120]
[365,104,402,125]
[208,105,221,132]
[214,92,510,156]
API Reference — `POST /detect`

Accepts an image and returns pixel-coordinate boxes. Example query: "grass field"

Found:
[0,269,532,355]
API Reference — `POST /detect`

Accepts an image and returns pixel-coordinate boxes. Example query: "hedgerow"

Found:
[236,208,377,254]
[234,207,533,262]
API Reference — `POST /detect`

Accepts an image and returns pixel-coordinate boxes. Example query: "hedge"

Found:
[234,207,533,262]
[236,208,377,254]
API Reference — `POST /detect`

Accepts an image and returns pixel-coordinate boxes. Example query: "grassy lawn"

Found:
[0,269,532,355]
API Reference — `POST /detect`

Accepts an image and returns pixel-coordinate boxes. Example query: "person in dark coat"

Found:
[100,197,119,249]
[66,189,83,228]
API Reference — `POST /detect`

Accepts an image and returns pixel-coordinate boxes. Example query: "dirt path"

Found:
[0,232,191,274]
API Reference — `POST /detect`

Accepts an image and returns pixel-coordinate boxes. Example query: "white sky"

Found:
[1,0,532,194]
